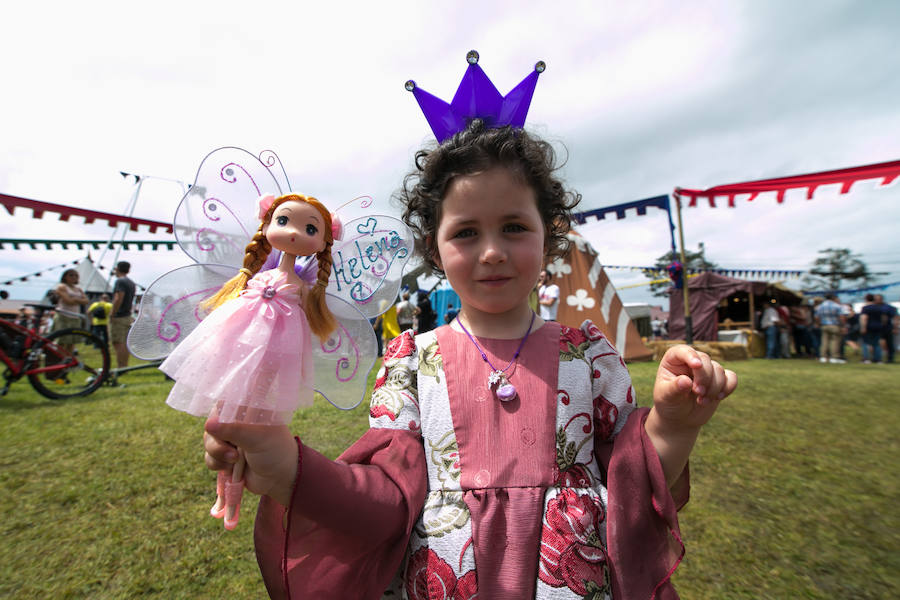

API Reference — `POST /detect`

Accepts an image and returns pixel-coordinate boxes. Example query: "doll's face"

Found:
[263,199,327,256]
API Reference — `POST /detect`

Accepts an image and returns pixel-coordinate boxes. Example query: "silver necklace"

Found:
[456,312,536,402]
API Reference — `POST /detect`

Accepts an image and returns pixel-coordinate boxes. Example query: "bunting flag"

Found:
[0,238,177,251]
[675,159,900,207]
[604,265,806,278]
[804,280,900,296]
[0,258,81,285]
[573,194,677,255]
[0,193,173,233]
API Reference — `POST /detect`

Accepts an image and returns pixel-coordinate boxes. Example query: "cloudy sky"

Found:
[2,0,899,306]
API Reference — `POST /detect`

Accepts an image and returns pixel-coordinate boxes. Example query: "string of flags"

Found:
[1,258,82,285]
[604,265,806,278]
[0,238,177,251]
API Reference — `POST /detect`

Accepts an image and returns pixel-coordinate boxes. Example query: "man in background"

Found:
[814,293,847,364]
[538,270,560,322]
[874,294,897,364]
[110,261,135,369]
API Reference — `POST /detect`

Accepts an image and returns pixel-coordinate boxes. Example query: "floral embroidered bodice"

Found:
[369,320,636,599]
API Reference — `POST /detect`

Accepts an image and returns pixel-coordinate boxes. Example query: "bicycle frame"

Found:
[1,319,77,378]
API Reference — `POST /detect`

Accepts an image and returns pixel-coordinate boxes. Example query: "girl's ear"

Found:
[261,223,269,238]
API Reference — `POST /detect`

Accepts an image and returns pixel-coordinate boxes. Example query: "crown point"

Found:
[466,50,480,64]
[405,80,416,92]
[535,60,546,73]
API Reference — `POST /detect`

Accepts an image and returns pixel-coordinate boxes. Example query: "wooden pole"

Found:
[673,191,693,344]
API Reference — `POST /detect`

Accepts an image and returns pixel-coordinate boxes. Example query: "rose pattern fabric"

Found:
[384,330,416,365]
[429,430,462,487]
[559,325,591,364]
[371,331,418,422]
[373,321,633,598]
[406,548,477,600]
[538,489,610,598]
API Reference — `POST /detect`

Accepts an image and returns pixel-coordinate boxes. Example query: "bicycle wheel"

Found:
[27,328,111,399]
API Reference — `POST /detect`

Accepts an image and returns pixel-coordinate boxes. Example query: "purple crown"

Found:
[405,50,545,142]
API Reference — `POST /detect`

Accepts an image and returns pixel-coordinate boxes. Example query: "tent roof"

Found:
[75,257,111,294]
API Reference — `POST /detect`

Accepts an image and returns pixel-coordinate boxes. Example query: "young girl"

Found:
[162,193,338,528]
[203,120,737,599]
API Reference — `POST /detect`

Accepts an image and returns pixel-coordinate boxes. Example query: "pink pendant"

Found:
[496,383,518,402]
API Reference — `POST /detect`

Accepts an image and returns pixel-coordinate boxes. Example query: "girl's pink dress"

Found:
[160,269,313,425]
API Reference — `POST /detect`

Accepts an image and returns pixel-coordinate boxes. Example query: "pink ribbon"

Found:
[241,277,298,320]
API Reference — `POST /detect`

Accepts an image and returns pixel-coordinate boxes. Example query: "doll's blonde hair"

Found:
[201,193,337,342]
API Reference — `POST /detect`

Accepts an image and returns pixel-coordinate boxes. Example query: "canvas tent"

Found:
[548,232,653,361]
[74,256,112,295]
[667,272,802,341]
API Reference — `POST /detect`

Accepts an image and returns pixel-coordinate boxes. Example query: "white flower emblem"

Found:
[566,289,596,311]
[546,260,572,277]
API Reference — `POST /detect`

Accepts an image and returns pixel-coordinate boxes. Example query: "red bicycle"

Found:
[0,304,110,399]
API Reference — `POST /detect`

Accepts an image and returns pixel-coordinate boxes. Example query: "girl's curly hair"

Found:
[395,119,581,275]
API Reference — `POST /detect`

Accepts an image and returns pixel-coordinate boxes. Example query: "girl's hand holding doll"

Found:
[645,344,738,486]
[204,419,298,507]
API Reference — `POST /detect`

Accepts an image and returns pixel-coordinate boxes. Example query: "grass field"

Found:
[1,353,898,599]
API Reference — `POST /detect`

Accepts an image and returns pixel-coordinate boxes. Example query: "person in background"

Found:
[814,293,847,364]
[775,301,792,358]
[394,291,418,333]
[874,294,897,364]
[808,299,823,357]
[369,315,384,358]
[415,290,437,334]
[52,269,89,355]
[88,293,113,348]
[841,303,860,361]
[789,303,814,358]
[760,300,782,359]
[537,269,559,322]
[110,261,136,370]
[15,308,33,329]
[859,294,884,364]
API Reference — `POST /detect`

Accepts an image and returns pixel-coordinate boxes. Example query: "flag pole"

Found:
[673,190,693,345]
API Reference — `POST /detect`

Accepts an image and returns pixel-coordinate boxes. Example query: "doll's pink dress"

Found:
[160,269,313,425]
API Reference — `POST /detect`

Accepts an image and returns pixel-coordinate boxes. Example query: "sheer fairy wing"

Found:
[127,264,236,360]
[173,147,287,267]
[327,208,414,319]
[312,293,379,410]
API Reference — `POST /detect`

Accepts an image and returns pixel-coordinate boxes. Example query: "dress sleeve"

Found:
[254,331,426,600]
[581,317,690,599]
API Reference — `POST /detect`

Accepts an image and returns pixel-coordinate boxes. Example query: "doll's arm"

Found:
[645,344,737,487]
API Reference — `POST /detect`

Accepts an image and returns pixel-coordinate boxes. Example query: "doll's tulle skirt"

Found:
[160,295,313,425]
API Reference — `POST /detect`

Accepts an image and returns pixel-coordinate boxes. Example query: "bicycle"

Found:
[0,304,110,399]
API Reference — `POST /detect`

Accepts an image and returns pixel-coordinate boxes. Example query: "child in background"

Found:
[204,53,737,599]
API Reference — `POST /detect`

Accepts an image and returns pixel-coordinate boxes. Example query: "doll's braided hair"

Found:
[201,194,337,342]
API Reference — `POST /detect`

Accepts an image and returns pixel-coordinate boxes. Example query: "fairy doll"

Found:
[160,192,340,529]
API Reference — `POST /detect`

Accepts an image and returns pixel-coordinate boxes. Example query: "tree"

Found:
[646,243,718,297]
[802,248,884,292]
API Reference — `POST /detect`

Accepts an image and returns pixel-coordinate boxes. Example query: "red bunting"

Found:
[675,159,900,207]
[0,193,172,233]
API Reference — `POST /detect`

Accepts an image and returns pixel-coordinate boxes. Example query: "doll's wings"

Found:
[326,206,414,319]
[311,294,378,410]
[127,264,235,360]
[173,147,289,267]
[128,263,374,411]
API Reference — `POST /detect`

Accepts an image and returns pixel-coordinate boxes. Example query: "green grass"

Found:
[1,356,898,599]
